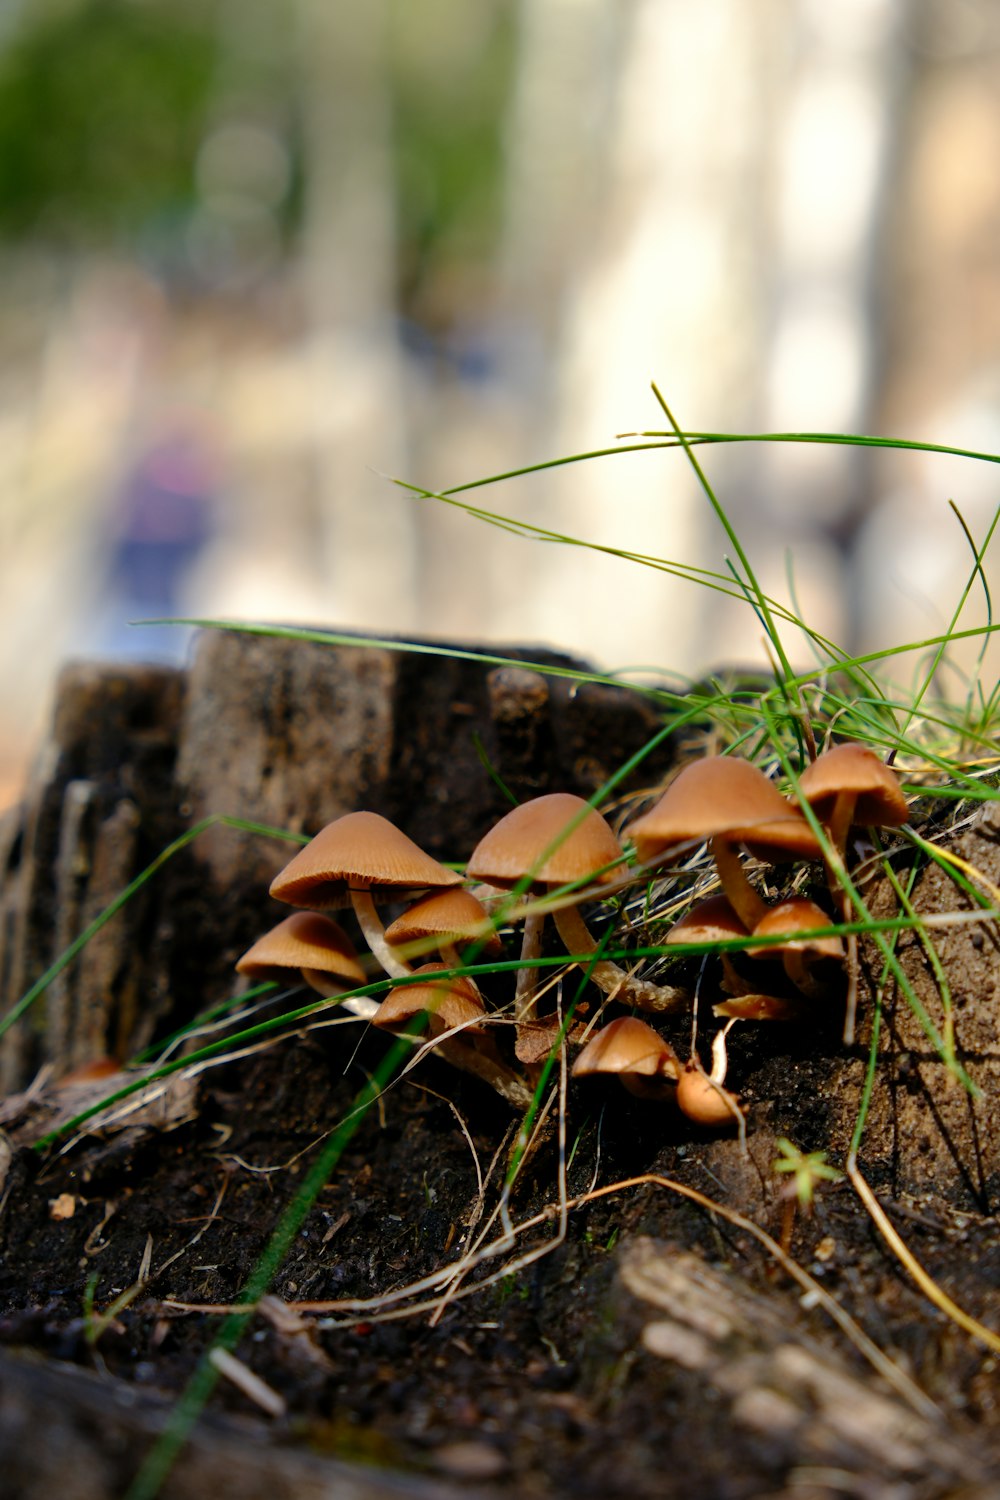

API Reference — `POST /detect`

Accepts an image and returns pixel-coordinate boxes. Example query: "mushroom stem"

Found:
[781,951,833,1001]
[439,940,463,971]
[710,1022,733,1085]
[552,904,688,1013]
[721,953,755,997]
[437,938,490,1008]
[815,803,859,1044]
[350,888,412,979]
[827,790,857,861]
[515,910,545,1022]
[299,970,380,1020]
[434,1035,535,1110]
[710,836,768,931]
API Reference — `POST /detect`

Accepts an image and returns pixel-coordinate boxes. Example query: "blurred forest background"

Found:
[1,0,1000,807]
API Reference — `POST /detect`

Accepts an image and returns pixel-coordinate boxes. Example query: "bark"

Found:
[0,632,676,1089]
[616,1236,995,1498]
[0,1349,486,1500]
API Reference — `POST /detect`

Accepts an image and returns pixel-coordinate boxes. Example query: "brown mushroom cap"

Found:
[465,793,625,893]
[713,992,810,1021]
[795,744,902,1048]
[235,912,367,984]
[627,756,821,862]
[675,1065,741,1127]
[372,963,486,1035]
[384,888,503,957]
[750,898,845,960]
[796,742,908,827]
[665,894,749,946]
[270,811,463,909]
[572,1016,680,1081]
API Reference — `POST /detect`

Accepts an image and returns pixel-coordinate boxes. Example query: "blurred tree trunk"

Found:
[294,0,418,631]
[542,0,774,671]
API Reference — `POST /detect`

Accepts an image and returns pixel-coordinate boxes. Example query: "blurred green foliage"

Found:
[0,0,220,242]
[0,0,513,320]
[389,2,515,313]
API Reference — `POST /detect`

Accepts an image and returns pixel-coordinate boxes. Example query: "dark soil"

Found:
[2,937,1000,1500]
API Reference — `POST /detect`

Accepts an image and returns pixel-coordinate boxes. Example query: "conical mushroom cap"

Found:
[384,888,502,956]
[750,897,845,960]
[572,1016,680,1080]
[466,793,624,892]
[270,811,463,908]
[797,743,908,826]
[236,912,366,983]
[665,895,749,946]
[372,963,486,1035]
[627,756,821,861]
[676,1066,741,1127]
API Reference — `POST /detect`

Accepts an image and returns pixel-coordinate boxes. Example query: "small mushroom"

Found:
[676,1026,742,1128]
[675,1065,742,1127]
[373,963,532,1109]
[236,911,368,997]
[626,756,822,931]
[372,963,487,1037]
[749,897,845,1000]
[664,894,752,996]
[796,741,909,857]
[384,887,502,972]
[269,811,463,980]
[466,793,686,1018]
[572,1016,681,1098]
[795,743,908,1043]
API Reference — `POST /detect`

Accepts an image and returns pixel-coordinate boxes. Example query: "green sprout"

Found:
[772,1137,843,1211]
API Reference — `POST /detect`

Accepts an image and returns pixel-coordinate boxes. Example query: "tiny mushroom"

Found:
[572,1016,681,1098]
[384,887,502,973]
[713,991,809,1021]
[373,963,532,1109]
[372,962,487,1037]
[676,1024,743,1129]
[749,896,845,1000]
[626,756,822,931]
[269,811,463,980]
[236,911,367,997]
[796,741,909,857]
[466,792,687,1018]
[675,1065,742,1128]
[664,893,751,997]
[795,743,908,1043]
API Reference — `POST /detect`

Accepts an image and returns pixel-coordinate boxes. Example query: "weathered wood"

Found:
[0,1348,492,1500]
[0,662,183,1091]
[0,632,676,1089]
[618,1237,994,1499]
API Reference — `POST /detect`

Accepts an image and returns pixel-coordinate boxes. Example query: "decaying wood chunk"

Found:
[0,1348,488,1500]
[620,1236,992,1495]
[0,633,675,1090]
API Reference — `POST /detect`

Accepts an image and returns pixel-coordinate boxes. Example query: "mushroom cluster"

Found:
[232,741,907,1130]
